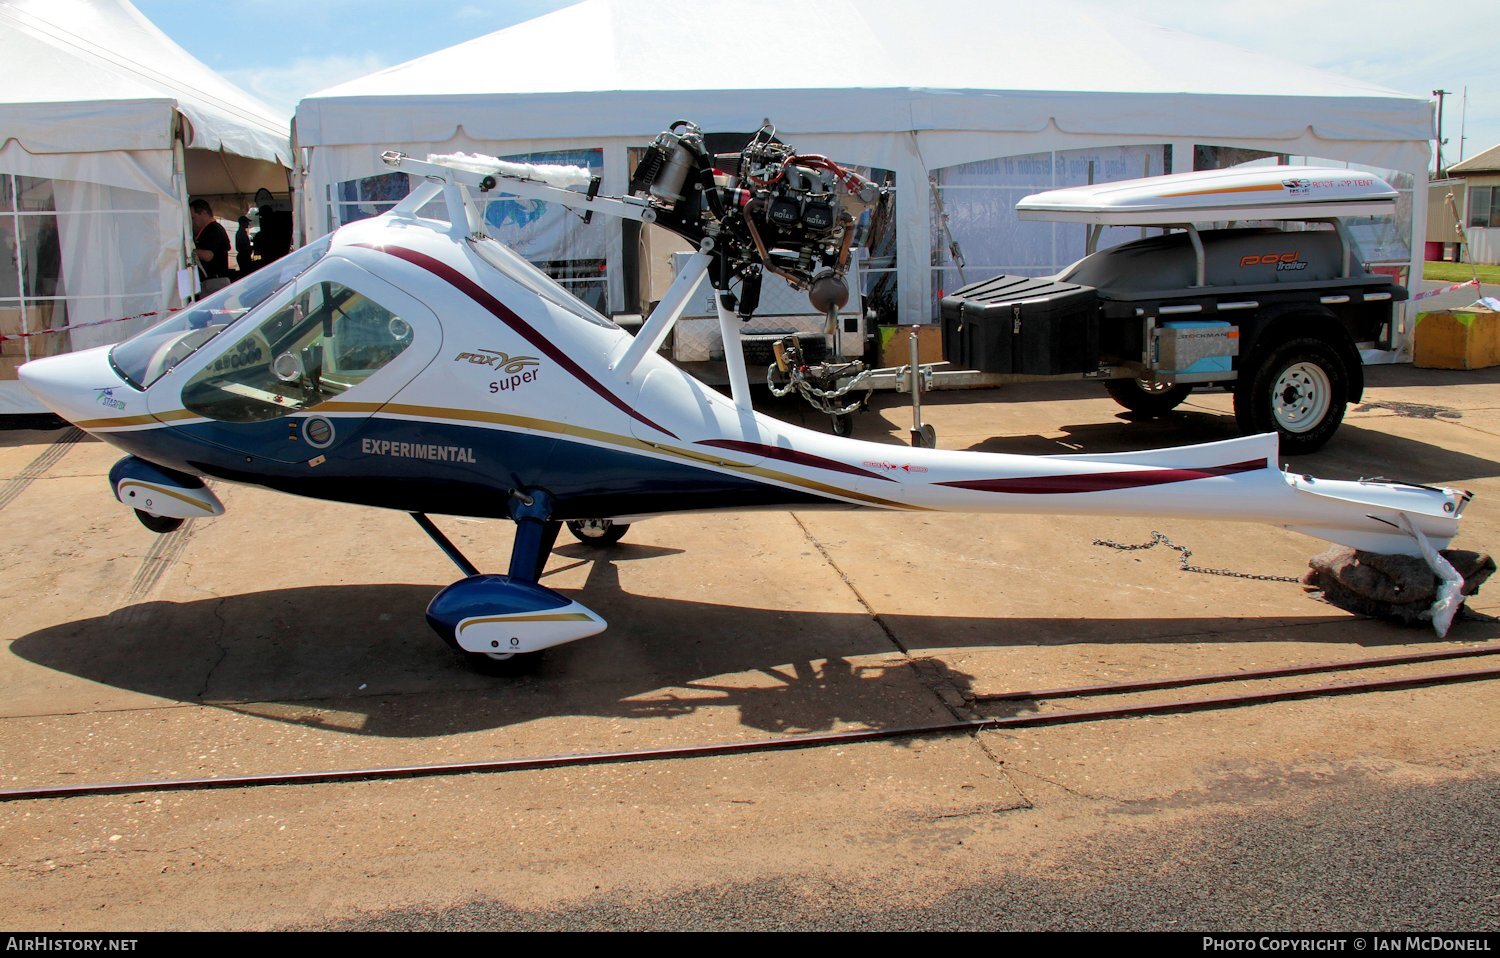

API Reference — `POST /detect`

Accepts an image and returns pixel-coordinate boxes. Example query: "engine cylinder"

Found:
[651,141,696,204]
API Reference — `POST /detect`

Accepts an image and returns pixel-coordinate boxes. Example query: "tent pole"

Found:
[12,186,30,363]
[172,116,192,305]
[291,117,307,248]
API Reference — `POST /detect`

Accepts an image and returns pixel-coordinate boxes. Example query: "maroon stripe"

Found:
[697,439,897,481]
[365,244,677,439]
[936,458,1266,495]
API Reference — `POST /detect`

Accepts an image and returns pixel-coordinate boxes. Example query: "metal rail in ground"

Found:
[2,645,1497,803]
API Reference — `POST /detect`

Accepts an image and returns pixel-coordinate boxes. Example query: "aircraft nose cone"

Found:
[18,346,130,426]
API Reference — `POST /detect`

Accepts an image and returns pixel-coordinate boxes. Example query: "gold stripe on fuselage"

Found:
[338,401,926,511]
[80,400,925,511]
[75,409,202,430]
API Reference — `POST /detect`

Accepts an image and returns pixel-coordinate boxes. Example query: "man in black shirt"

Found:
[190,198,231,294]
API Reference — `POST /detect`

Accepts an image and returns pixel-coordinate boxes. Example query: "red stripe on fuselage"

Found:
[363,244,678,439]
[935,458,1267,495]
[696,439,898,482]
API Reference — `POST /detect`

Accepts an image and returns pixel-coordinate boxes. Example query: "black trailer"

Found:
[930,166,1410,455]
[940,221,1406,454]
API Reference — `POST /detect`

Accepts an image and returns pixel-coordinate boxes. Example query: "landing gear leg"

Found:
[414,495,605,674]
[410,512,481,577]
[508,502,562,584]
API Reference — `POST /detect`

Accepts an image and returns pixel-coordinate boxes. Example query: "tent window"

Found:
[330,172,411,228]
[850,166,898,327]
[0,174,67,366]
[474,148,608,313]
[1194,146,1285,171]
[1,174,161,370]
[329,148,611,313]
[181,279,413,423]
[929,146,1167,318]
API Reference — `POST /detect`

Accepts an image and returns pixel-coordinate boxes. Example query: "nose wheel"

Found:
[133,509,184,534]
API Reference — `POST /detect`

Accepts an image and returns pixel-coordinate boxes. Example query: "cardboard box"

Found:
[0,352,26,382]
[1414,308,1500,370]
[878,325,944,367]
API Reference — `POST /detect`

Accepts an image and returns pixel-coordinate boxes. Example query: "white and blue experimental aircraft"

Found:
[19,121,1473,669]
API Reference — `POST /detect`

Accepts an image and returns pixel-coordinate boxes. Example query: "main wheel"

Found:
[134,509,184,534]
[1233,338,1348,455]
[1104,378,1192,416]
[461,650,542,676]
[566,518,629,546]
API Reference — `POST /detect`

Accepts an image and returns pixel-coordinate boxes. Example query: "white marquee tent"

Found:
[0,0,291,412]
[297,0,1433,348]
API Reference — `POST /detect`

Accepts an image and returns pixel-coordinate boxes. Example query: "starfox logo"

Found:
[94,387,126,411]
[453,349,540,374]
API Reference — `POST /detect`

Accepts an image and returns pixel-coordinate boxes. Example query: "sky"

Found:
[134,0,1500,173]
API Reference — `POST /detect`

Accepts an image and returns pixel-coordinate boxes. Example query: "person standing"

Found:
[190,198,231,295]
[234,215,254,277]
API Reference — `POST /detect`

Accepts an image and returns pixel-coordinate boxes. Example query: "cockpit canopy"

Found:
[109,236,332,391]
[180,278,416,422]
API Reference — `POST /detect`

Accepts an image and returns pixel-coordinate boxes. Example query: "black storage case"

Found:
[940,275,1101,375]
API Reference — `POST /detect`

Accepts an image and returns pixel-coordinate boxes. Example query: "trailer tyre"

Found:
[1234,338,1348,455]
[1104,378,1192,416]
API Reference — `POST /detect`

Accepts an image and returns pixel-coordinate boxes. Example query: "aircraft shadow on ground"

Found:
[14,547,1494,741]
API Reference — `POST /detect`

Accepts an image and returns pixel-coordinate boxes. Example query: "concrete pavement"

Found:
[1,363,1497,930]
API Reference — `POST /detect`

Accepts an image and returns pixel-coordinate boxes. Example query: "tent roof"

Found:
[0,0,290,163]
[298,0,1432,147]
[1449,143,1500,175]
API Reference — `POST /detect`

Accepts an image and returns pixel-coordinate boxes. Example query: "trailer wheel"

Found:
[831,413,854,437]
[1104,378,1192,416]
[1234,338,1348,455]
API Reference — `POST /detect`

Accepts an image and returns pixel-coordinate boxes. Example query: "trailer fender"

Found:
[1237,305,1364,404]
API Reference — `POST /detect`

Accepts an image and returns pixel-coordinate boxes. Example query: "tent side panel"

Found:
[0,144,184,411]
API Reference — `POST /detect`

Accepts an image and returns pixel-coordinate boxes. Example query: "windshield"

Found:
[109,237,333,390]
[469,234,619,330]
[181,279,415,423]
